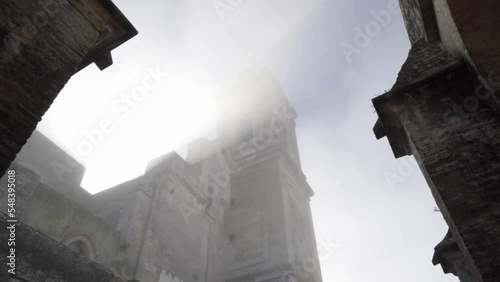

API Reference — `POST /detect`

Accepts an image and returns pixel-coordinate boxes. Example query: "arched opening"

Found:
[65,234,96,260]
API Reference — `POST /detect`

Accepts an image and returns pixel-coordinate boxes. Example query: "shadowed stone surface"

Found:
[433,230,474,282]
[1,66,322,282]
[0,212,132,282]
[373,4,500,279]
[0,0,137,178]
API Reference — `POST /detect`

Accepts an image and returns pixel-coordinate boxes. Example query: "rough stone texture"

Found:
[3,132,226,282]
[441,0,500,95]
[401,67,500,282]
[0,162,131,275]
[399,0,427,44]
[373,41,461,158]
[373,42,500,282]
[401,0,500,97]
[0,0,99,177]
[13,130,90,206]
[393,40,457,90]
[398,0,439,45]
[88,149,230,282]
[0,212,130,282]
[0,163,41,219]
[433,230,475,282]
[218,66,321,282]
[377,3,500,279]
[0,0,136,178]
[2,66,322,282]
[375,2,500,280]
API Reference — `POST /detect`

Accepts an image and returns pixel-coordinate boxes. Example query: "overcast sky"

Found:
[37,0,456,281]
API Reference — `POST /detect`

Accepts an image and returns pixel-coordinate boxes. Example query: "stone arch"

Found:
[64,233,97,260]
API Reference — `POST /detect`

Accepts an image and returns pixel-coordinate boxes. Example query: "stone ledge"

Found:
[0,212,134,282]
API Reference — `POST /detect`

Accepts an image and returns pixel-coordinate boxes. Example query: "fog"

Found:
[37,0,454,281]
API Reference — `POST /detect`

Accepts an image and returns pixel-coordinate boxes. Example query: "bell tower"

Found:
[218,65,323,282]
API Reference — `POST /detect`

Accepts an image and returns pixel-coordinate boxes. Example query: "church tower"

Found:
[217,65,323,282]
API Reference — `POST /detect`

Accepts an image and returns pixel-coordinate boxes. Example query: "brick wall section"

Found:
[373,41,462,158]
[376,3,500,281]
[401,66,500,282]
[375,58,500,281]
[0,212,134,282]
[0,162,135,278]
[393,41,456,89]
[0,0,100,177]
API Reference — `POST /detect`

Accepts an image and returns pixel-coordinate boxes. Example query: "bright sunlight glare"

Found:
[79,75,216,194]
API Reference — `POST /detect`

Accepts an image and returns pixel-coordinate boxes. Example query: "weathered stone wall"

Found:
[88,148,230,282]
[373,40,500,281]
[224,157,284,280]
[217,65,321,281]
[0,162,131,276]
[13,130,90,206]
[24,184,130,273]
[399,0,427,44]
[0,212,130,282]
[400,66,500,282]
[280,160,322,282]
[1,137,230,282]
[374,0,500,278]
[0,0,100,177]
[392,40,457,89]
[0,163,41,219]
[0,63,320,282]
[440,0,500,94]
[407,0,500,95]
[222,149,321,282]
[0,0,136,178]
[433,230,475,282]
